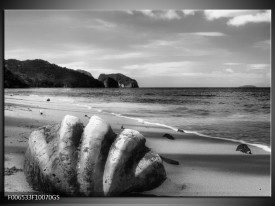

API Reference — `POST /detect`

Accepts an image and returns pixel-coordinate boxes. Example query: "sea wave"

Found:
[183,130,271,153]
[70,101,271,153]
[104,110,271,153]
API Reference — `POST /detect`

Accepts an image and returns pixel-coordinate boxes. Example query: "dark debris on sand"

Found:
[160,155,180,165]
[163,133,175,140]
[5,166,23,176]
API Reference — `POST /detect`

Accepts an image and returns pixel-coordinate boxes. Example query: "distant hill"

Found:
[239,85,257,88]
[4,66,29,88]
[4,59,104,88]
[98,73,139,88]
[76,69,93,78]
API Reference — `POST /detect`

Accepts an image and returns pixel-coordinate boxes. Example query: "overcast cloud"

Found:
[5,10,271,87]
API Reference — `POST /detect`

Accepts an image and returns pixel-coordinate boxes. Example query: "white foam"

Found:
[112,114,142,125]
[111,112,121,116]
[53,97,74,103]
[65,102,271,154]
[248,143,271,153]
[114,114,178,131]
[74,103,92,110]
[108,112,271,153]
[138,119,145,124]
[184,130,271,153]
[143,121,178,131]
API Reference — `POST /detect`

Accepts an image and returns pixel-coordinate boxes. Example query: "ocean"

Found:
[5,87,271,151]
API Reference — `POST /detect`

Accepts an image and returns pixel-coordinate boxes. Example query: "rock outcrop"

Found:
[103,77,119,88]
[24,115,166,196]
[236,144,252,154]
[98,73,139,88]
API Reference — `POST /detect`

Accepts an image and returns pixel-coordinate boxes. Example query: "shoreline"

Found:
[4,95,271,196]
[5,95,271,153]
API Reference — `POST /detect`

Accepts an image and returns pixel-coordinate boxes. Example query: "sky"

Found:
[5,10,271,87]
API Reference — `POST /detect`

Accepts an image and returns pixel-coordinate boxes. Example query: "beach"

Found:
[4,94,271,196]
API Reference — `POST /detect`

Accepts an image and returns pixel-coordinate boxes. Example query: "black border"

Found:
[1,0,273,205]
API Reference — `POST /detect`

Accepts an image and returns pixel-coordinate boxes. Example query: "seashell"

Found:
[23,115,166,196]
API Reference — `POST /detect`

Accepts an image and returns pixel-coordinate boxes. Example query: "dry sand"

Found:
[4,95,271,196]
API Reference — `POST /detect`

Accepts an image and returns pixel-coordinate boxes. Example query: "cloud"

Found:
[97,52,145,60]
[96,19,116,28]
[225,68,234,73]
[59,61,90,70]
[139,10,181,20]
[140,39,177,48]
[204,10,254,20]
[203,10,271,26]
[134,33,232,59]
[228,10,271,26]
[139,10,155,18]
[5,47,101,61]
[190,32,226,37]
[123,61,196,76]
[124,10,134,15]
[126,10,271,26]
[126,9,196,19]
[248,64,270,70]
[85,18,117,30]
[124,61,194,70]
[162,10,181,20]
[223,62,242,66]
[182,10,196,16]
[253,40,271,50]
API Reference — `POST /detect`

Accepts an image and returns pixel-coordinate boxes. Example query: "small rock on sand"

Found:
[177,129,184,133]
[236,144,252,154]
[47,98,50,102]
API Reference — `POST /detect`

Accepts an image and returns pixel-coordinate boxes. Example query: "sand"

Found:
[4,95,271,196]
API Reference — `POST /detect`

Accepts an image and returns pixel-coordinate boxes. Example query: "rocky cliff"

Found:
[98,73,139,88]
[102,77,119,88]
